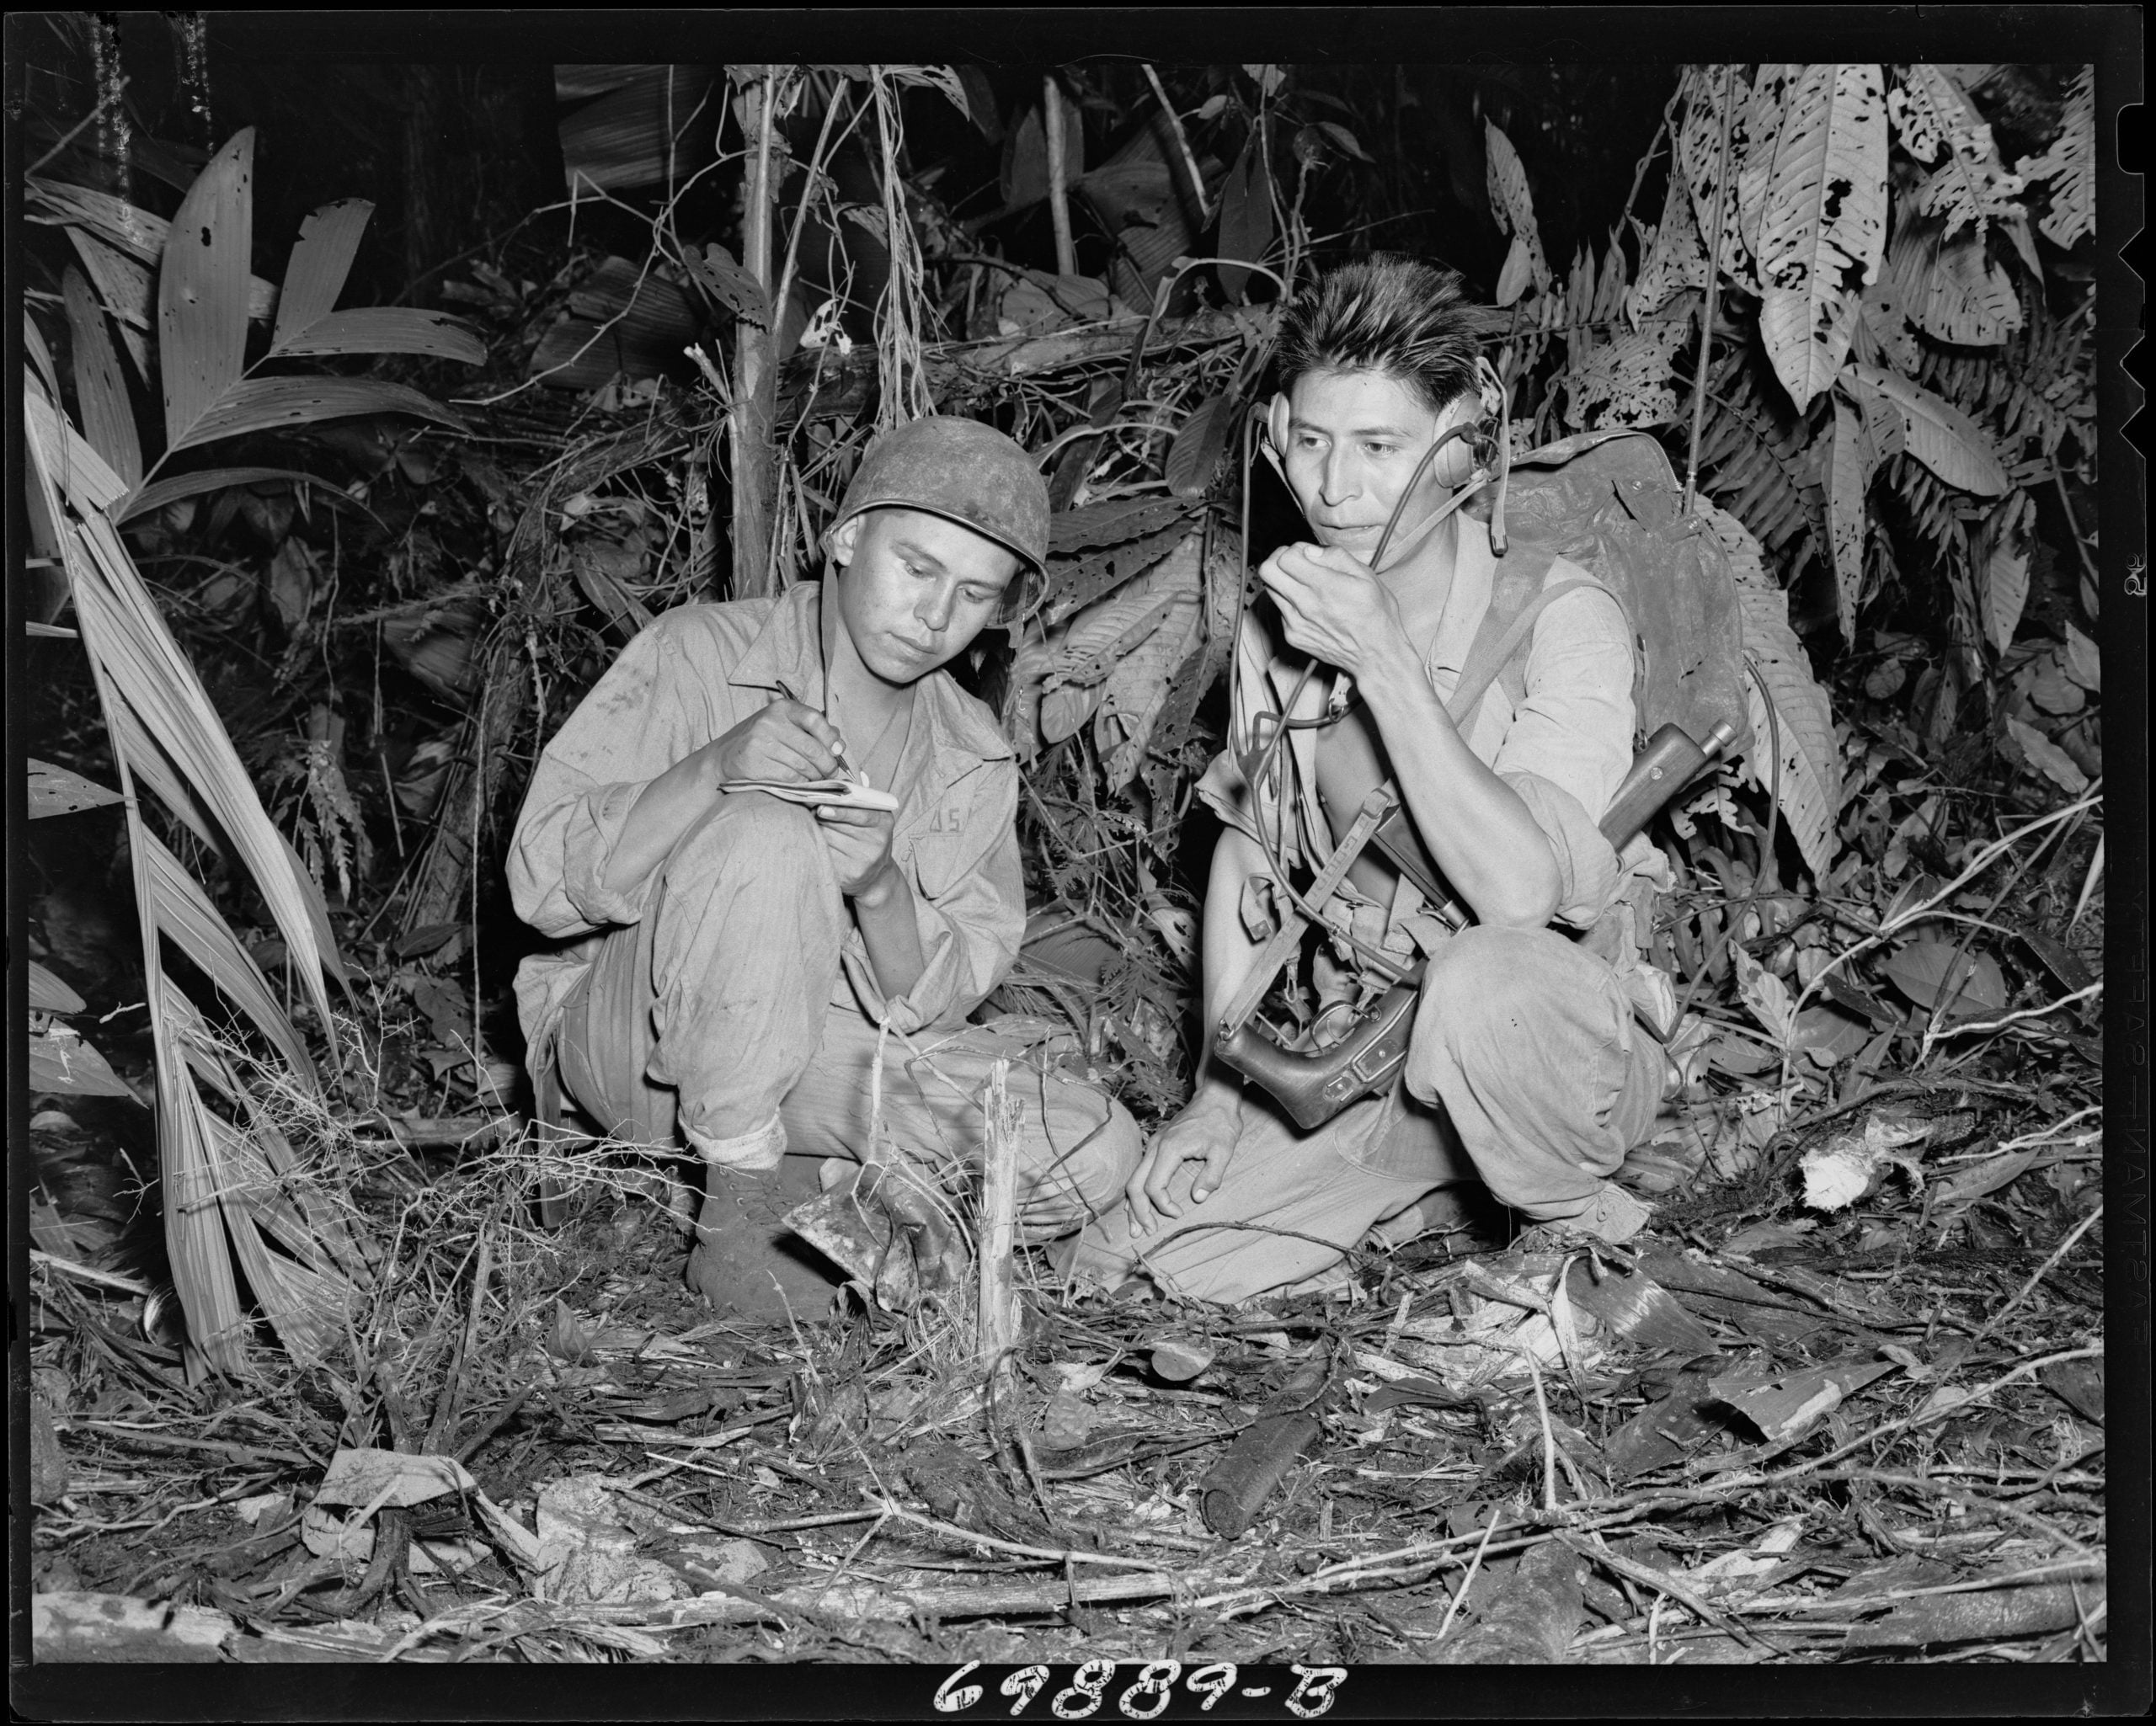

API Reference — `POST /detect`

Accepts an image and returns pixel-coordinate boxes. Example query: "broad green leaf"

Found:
[1796,1003,1873,1066]
[274,199,372,349]
[1699,501,1841,884]
[169,376,467,453]
[1484,120,1551,298]
[1976,489,2032,653]
[881,64,974,125]
[27,959,87,1015]
[270,307,485,365]
[1825,394,1866,645]
[159,130,256,451]
[2005,717,2089,795]
[61,266,142,489]
[64,227,152,376]
[31,175,279,322]
[27,382,349,1041]
[24,310,63,405]
[28,1025,136,1098]
[2013,66,2094,248]
[2062,622,2100,692]
[153,983,254,1375]
[559,66,718,194]
[1878,939,2006,1022]
[27,757,122,818]
[1757,64,1890,411]
[1732,944,1796,1041]
[1215,131,1274,303]
[1846,362,2009,495]
[1166,392,1234,498]
[1836,368,1904,476]
[141,826,318,1087]
[684,242,771,328]
[120,466,332,524]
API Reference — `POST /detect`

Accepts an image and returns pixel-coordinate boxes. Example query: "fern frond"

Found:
[1694,352,1822,563]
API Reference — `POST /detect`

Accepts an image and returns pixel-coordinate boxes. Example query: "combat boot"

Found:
[686,1159,841,1323]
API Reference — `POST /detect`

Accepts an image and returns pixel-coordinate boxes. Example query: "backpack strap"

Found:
[1444,573,1604,728]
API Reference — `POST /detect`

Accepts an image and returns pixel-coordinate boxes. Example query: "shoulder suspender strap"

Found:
[1444,577,1600,728]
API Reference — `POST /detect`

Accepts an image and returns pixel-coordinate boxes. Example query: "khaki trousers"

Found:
[552,792,1141,1243]
[1066,924,1664,1302]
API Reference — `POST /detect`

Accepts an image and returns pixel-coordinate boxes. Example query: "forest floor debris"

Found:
[28,1073,2106,1666]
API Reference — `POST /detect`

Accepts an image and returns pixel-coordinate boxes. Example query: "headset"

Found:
[1216,352,1518,993]
[1253,351,1513,574]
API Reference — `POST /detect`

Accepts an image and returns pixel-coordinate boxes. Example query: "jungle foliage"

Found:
[19,52,2101,1376]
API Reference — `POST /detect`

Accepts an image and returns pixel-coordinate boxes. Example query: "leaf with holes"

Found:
[2014,66,2094,248]
[1847,363,2009,496]
[1484,120,1552,298]
[1628,168,1709,322]
[1878,940,2007,1023]
[30,175,278,321]
[1734,65,1798,266]
[1699,502,1840,885]
[28,758,122,818]
[159,130,257,452]
[28,1025,136,1099]
[1215,131,1273,302]
[1678,63,1758,286]
[1756,64,1889,412]
[272,199,371,349]
[272,308,484,365]
[1097,589,1203,790]
[1977,489,2033,653]
[1166,393,1235,498]
[1049,495,1196,557]
[1043,517,1193,624]
[1825,394,1867,645]
[1886,209,2021,347]
[168,377,467,453]
[1039,541,1202,745]
[1561,304,1693,430]
[1890,65,2027,240]
[685,242,770,328]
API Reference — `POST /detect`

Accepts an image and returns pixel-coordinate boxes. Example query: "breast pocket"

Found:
[905,810,977,898]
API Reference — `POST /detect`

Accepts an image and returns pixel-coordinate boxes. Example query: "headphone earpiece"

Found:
[1265,393,1292,459]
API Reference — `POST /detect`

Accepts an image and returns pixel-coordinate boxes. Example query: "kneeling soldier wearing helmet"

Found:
[510,417,1144,1320]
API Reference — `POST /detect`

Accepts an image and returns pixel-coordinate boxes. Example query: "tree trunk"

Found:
[731,72,780,599]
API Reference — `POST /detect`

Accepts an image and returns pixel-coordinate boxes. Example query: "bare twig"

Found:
[1043,74,1078,277]
[1433,1503,1502,1643]
[1969,1204,2103,1347]
[1140,64,1211,223]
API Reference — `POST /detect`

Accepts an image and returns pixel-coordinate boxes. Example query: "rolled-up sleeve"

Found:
[861,759,1026,1035]
[1490,581,1636,929]
[507,617,707,938]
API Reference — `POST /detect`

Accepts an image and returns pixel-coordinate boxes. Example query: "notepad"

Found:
[721,776,899,813]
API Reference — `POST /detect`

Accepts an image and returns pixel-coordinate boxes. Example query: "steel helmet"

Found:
[829,415,1050,576]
